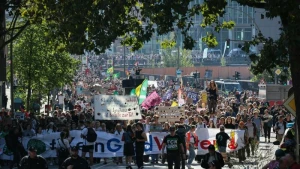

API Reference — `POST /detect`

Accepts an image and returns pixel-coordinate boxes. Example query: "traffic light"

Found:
[233,71,241,80]
[226,39,230,48]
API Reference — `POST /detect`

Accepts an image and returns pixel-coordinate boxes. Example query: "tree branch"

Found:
[233,0,267,9]
[0,20,30,49]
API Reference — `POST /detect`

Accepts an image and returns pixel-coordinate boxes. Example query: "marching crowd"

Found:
[0,56,298,169]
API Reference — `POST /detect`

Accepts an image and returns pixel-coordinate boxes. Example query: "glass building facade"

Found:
[114,0,257,55]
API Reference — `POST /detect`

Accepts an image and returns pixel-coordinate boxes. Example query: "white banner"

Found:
[0,129,244,160]
[94,95,142,120]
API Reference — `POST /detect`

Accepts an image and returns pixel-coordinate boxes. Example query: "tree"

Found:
[160,41,193,68]
[229,1,300,154]
[1,0,234,53]
[13,24,79,110]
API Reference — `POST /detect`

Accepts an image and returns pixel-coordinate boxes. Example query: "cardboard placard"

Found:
[155,106,184,123]
[14,112,25,120]
[94,95,141,120]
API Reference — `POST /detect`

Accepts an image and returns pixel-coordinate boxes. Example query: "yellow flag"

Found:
[135,82,142,97]
[171,101,178,107]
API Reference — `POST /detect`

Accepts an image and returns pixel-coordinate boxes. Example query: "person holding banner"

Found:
[206,80,218,114]
[162,126,185,169]
[186,125,198,169]
[135,122,147,169]
[122,125,135,169]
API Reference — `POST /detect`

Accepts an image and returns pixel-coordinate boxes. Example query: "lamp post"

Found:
[123,44,126,77]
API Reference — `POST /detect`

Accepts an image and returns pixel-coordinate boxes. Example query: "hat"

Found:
[275,149,285,157]
[208,144,215,150]
[28,146,37,152]
[169,126,176,132]
[70,146,79,151]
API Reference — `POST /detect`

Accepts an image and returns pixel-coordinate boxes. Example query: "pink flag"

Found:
[141,91,161,109]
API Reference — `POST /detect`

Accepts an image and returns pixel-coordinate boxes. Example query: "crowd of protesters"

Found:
[0,55,298,169]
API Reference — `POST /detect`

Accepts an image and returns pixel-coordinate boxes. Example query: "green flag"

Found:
[130,89,136,96]
[107,67,114,74]
[113,72,120,78]
[138,79,148,104]
[113,91,119,95]
[104,76,110,81]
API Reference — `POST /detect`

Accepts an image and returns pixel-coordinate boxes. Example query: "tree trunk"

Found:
[289,43,300,162]
[26,79,31,111]
[0,1,7,109]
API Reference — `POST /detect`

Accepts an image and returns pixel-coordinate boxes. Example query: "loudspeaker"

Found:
[122,79,144,88]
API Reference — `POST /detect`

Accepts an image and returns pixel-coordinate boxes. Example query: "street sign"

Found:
[275,69,281,75]
[283,94,296,117]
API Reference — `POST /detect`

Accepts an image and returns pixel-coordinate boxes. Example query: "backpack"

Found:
[86,128,97,142]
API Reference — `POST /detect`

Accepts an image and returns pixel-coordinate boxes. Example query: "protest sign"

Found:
[14,112,24,120]
[0,129,244,160]
[141,91,161,109]
[82,55,88,65]
[162,89,173,101]
[155,106,184,123]
[94,95,141,120]
[186,91,199,104]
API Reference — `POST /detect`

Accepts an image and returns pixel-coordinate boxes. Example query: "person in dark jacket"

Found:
[19,146,48,169]
[6,126,27,169]
[201,145,225,169]
[61,146,91,169]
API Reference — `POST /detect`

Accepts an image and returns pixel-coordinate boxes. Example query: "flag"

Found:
[107,67,114,74]
[135,83,142,97]
[104,77,110,81]
[130,89,136,96]
[171,101,178,107]
[134,61,139,67]
[113,72,120,78]
[138,79,148,104]
[141,91,162,109]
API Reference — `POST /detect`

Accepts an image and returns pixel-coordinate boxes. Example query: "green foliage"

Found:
[13,24,79,109]
[220,57,226,66]
[3,0,236,53]
[160,40,193,68]
[251,68,290,85]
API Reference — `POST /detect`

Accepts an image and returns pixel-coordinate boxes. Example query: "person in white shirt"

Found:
[81,121,96,166]
[114,123,124,164]
[57,131,70,167]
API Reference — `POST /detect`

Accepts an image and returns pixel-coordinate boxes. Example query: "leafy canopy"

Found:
[13,24,79,106]
[3,0,234,54]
